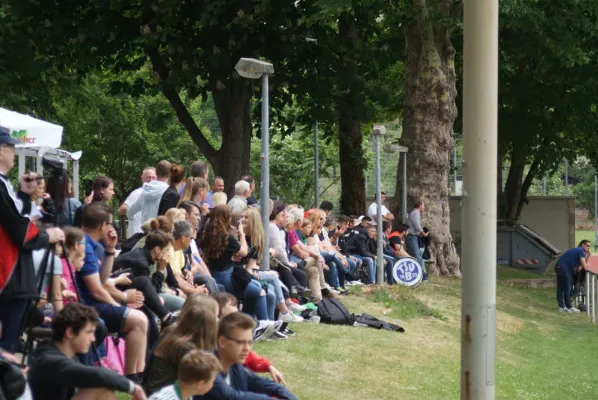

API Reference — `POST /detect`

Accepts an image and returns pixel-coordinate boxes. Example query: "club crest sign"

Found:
[393,258,423,287]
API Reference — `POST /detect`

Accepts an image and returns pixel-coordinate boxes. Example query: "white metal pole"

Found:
[261,74,270,271]
[402,152,408,223]
[461,0,498,399]
[454,145,458,194]
[542,176,547,196]
[587,272,591,317]
[375,134,384,284]
[593,275,596,323]
[314,121,319,208]
[595,175,597,247]
[564,159,569,195]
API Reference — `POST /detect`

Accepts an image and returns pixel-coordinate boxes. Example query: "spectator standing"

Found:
[47,170,82,227]
[241,175,257,206]
[179,160,209,196]
[158,164,185,216]
[227,180,251,225]
[0,130,64,351]
[319,200,334,215]
[406,200,428,281]
[555,241,589,313]
[118,167,157,238]
[367,192,394,223]
[206,176,225,209]
[127,161,171,228]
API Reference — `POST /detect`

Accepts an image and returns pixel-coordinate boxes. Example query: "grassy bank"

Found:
[117,266,598,400]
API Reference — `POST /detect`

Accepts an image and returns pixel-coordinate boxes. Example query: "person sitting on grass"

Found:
[148,350,220,400]
[212,292,286,382]
[144,295,219,395]
[28,303,147,400]
[198,312,296,400]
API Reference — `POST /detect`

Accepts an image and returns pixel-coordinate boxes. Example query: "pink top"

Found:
[61,258,79,304]
[287,229,300,248]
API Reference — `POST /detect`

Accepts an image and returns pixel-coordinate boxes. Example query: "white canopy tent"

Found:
[0,108,83,198]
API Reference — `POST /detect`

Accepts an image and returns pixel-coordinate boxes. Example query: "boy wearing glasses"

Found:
[198,312,296,400]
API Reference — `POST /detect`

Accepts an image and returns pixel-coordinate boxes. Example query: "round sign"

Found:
[393,258,423,287]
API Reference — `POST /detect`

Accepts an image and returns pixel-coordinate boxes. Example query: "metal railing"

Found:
[583,271,597,321]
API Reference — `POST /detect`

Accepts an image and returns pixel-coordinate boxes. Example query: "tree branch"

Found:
[145,46,218,162]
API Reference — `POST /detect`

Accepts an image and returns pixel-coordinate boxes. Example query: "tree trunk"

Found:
[212,81,253,197]
[503,147,525,224]
[338,119,365,215]
[337,13,366,216]
[395,0,460,276]
[147,46,252,197]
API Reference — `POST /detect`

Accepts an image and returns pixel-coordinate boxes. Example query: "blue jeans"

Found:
[351,255,375,284]
[193,273,220,293]
[383,255,397,284]
[211,267,268,320]
[555,266,572,309]
[0,298,29,352]
[159,293,185,312]
[322,250,348,288]
[405,234,426,278]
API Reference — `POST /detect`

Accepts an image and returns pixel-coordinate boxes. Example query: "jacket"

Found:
[0,176,49,299]
[198,361,296,400]
[243,350,271,373]
[28,341,133,400]
[157,186,180,216]
[113,247,154,278]
[127,180,169,225]
[344,232,376,259]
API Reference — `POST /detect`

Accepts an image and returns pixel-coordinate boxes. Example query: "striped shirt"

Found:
[148,384,190,400]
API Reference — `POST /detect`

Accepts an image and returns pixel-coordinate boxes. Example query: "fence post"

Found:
[593,275,596,323]
[587,272,591,317]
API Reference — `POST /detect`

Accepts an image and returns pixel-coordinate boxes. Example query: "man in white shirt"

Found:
[367,191,394,223]
[126,161,171,234]
[118,167,156,238]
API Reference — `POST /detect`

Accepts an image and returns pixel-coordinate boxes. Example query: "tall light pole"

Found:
[306,37,319,207]
[462,0,498,399]
[373,124,386,285]
[235,58,274,271]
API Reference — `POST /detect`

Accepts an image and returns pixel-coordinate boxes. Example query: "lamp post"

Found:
[373,124,386,285]
[235,58,274,271]
[462,0,498,399]
[306,37,319,207]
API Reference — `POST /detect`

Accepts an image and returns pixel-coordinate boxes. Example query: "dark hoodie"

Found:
[113,247,154,278]
[28,341,133,400]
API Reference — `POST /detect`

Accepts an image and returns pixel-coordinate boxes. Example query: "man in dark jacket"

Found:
[198,312,296,400]
[0,130,64,352]
[344,225,377,284]
[29,303,146,400]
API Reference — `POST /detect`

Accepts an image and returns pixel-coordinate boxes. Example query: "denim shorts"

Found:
[92,302,130,333]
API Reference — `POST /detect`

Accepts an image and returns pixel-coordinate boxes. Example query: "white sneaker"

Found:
[279,311,304,323]
[288,302,307,313]
[568,307,581,313]
[350,280,364,286]
[558,307,571,313]
[254,320,277,341]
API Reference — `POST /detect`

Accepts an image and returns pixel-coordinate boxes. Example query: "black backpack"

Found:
[317,298,355,325]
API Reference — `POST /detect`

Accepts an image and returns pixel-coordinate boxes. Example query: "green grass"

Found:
[118,258,598,400]
[577,230,595,246]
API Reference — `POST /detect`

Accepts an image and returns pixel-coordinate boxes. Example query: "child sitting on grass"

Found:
[149,349,220,400]
[211,292,286,384]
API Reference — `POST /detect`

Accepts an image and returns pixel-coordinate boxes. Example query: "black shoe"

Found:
[161,314,177,331]
[282,327,295,337]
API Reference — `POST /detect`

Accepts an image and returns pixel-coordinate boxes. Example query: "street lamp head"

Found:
[235,58,274,79]
[372,124,386,137]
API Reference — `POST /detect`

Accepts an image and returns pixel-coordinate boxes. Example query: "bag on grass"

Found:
[104,335,125,375]
[355,313,405,332]
[317,298,355,325]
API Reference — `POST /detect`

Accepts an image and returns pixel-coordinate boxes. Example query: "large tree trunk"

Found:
[503,147,525,224]
[395,0,460,276]
[212,81,253,196]
[147,46,252,196]
[337,13,366,215]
